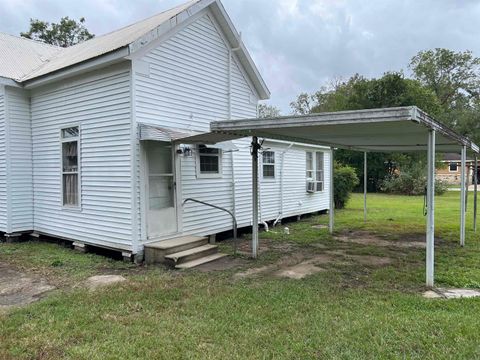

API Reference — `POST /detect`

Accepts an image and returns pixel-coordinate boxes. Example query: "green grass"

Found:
[1,192,480,359]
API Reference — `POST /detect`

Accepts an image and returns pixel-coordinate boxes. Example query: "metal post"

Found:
[474,155,478,232]
[461,145,467,247]
[426,130,435,287]
[251,136,259,258]
[364,152,367,223]
[329,147,334,234]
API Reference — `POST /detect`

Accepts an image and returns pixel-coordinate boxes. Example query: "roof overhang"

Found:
[209,106,479,153]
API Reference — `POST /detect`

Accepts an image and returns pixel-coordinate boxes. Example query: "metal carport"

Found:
[184,106,479,287]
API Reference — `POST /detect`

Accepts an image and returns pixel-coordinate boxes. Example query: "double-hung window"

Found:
[262,151,275,179]
[306,151,324,192]
[61,126,80,207]
[197,145,222,178]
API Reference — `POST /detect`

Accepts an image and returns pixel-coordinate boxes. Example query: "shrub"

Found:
[380,162,448,196]
[334,162,359,209]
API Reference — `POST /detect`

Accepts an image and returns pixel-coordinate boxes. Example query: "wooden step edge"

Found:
[164,244,218,262]
[175,253,228,270]
[145,236,208,250]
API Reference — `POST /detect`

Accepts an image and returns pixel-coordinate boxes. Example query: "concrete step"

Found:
[164,244,218,266]
[175,253,228,270]
[144,235,208,265]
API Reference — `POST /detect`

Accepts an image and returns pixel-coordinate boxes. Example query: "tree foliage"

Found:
[21,17,94,47]
[258,103,281,118]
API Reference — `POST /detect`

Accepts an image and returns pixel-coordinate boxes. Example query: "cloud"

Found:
[1,0,480,113]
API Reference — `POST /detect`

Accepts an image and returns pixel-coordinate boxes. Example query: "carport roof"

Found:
[208,106,479,153]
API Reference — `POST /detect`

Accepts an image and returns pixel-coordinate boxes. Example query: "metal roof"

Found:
[22,0,199,81]
[0,0,270,99]
[0,33,62,81]
[209,106,479,153]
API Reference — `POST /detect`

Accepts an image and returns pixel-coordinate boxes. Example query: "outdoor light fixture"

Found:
[177,146,193,157]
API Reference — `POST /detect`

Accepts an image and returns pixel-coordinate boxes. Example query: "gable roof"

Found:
[0,0,270,99]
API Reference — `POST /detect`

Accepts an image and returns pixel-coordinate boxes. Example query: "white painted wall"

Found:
[134,11,330,242]
[30,64,134,251]
[4,87,33,232]
[0,86,6,231]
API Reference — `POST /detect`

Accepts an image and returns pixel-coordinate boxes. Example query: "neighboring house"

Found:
[437,153,478,185]
[0,0,331,264]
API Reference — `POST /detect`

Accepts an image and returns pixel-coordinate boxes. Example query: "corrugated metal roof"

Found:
[23,0,200,81]
[0,33,62,81]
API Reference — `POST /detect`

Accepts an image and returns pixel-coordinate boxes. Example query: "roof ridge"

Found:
[91,0,201,40]
[0,31,62,50]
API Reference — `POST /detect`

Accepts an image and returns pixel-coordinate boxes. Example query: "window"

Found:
[306,151,324,192]
[61,126,80,207]
[449,162,458,172]
[197,145,222,178]
[262,151,275,179]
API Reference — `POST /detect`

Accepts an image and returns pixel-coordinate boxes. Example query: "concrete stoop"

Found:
[144,235,227,269]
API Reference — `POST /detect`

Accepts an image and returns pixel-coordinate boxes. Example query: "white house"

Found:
[0,0,331,266]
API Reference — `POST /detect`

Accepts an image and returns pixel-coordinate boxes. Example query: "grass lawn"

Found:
[1,192,480,359]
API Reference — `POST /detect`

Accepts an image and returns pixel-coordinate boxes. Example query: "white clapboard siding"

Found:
[0,87,6,231]
[31,65,134,251]
[5,87,33,232]
[134,13,260,238]
[259,142,331,222]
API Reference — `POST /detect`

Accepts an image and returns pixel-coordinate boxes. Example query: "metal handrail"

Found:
[182,198,238,255]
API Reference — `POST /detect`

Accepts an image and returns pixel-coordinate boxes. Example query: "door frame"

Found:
[140,140,182,241]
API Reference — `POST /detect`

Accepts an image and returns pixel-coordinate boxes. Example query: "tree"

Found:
[410,48,480,143]
[21,17,94,47]
[290,72,442,191]
[410,48,480,106]
[258,103,281,118]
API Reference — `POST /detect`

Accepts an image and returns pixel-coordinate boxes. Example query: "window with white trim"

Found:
[262,151,275,179]
[197,145,222,178]
[61,126,80,207]
[306,151,324,192]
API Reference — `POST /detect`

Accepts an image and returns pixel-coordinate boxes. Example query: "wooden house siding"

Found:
[30,64,134,251]
[134,12,329,241]
[0,87,6,231]
[5,87,33,232]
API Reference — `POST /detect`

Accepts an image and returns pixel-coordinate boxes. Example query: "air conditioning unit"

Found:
[306,181,316,193]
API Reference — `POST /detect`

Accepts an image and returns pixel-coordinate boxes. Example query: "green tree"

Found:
[291,72,442,191]
[21,17,94,47]
[258,103,281,118]
[410,48,480,143]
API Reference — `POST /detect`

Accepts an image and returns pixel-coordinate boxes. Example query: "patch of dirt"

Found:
[234,237,295,256]
[195,256,247,272]
[275,263,325,279]
[84,275,126,290]
[0,262,55,310]
[335,231,425,249]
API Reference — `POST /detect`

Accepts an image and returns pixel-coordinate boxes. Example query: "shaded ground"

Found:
[335,230,426,248]
[0,262,55,310]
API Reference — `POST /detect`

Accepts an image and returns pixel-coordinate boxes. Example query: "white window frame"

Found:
[262,150,276,180]
[196,145,223,179]
[306,151,324,193]
[60,125,81,209]
[449,162,458,172]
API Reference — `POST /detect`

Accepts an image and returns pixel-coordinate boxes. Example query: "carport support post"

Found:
[474,155,478,232]
[329,147,334,234]
[461,145,467,247]
[364,152,367,223]
[426,129,436,287]
[252,136,259,259]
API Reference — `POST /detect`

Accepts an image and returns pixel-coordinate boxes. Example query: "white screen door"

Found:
[146,141,177,238]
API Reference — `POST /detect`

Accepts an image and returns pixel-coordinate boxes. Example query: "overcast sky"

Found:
[2,0,480,113]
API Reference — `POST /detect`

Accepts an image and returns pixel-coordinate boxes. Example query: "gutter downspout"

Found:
[228,49,236,221]
[273,143,294,227]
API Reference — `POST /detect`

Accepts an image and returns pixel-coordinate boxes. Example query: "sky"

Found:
[2,0,480,113]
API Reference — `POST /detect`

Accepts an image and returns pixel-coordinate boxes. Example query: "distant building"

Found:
[437,153,479,185]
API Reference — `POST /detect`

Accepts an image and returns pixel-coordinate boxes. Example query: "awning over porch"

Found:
[138,123,239,151]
